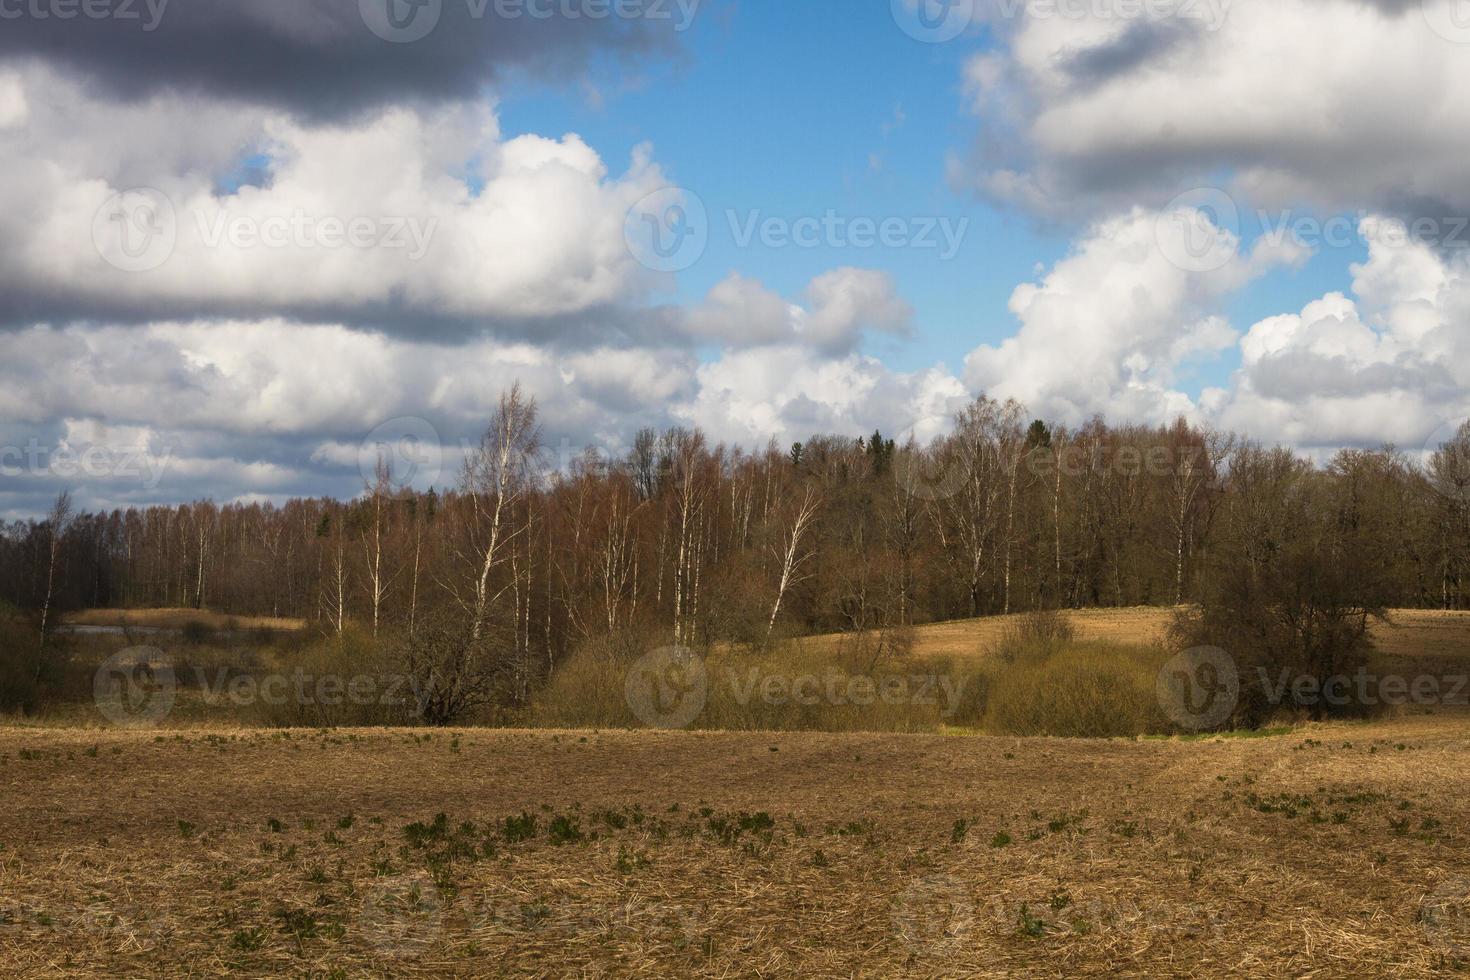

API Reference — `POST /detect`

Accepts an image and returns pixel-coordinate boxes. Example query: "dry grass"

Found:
[60,608,306,632]
[794,606,1470,667]
[58,603,1470,659]
[1375,609,1470,662]
[8,606,1469,974]
[2,718,1469,976]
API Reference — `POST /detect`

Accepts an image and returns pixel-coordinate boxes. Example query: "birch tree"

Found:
[766,484,821,639]
[36,490,72,670]
[452,384,541,642]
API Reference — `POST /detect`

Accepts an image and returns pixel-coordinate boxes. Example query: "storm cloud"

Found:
[0,0,698,119]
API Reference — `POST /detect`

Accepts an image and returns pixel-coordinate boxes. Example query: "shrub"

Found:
[981,642,1170,738]
[180,620,216,645]
[0,603,46,713]
[532,629,984,734]
[256,628,417,727]
[382,619,525,726]
[823,625,918,674]
[529,638,644,729]
[995,609,1075,665]
[938,657,991,728]
[1169,445,1394,727]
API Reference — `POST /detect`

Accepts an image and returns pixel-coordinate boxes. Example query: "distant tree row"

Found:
[4,386,1469,702]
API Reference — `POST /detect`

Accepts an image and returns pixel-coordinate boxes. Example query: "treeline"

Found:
[5,387,1470,675]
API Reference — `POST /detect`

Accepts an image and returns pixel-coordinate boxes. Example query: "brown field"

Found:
[7,609,1470,976]
[2,718,1470,977]
[60,608,307,632]
[59,603,1470,662]
[796,606,1470,666]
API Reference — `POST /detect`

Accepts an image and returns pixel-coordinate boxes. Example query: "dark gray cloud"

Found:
[1061,18,1198,87]
[0,0,697,119]
[958,0,1470,239]
[1249,352,1458,402]
[1345,0,1419,13]
[0,284,694,352]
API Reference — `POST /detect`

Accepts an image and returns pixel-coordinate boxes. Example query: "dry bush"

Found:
[695,644,960,733]
[822,624,918,674]
[994,608,1076,665]
[528,631,647,729]
[980,640,1170,738]
[0,603,46,713]
[257,628,419,728]
[532,631,980,733]
[0,604,100,718]
[535,619,1174,738]
[62,607,306,631]
[179,619,217,645]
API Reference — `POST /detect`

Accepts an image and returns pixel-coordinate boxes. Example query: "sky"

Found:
[3,0,1470,518]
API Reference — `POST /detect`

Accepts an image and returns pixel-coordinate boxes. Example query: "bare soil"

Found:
[1,716,1468,977]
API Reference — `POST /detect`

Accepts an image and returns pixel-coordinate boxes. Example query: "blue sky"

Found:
[497,1,1363,389]
[499,3,1052,373]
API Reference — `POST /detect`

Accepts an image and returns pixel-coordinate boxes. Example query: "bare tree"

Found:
[317,509,349,636]
[667,429,708,646]
[766,484,822,639]
[996,402,1026,614]
[360,455,399,638]
[449,384,541,642]
[36,490,73,671]
[941,396,1007,618]
[1165,419,1233,606]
